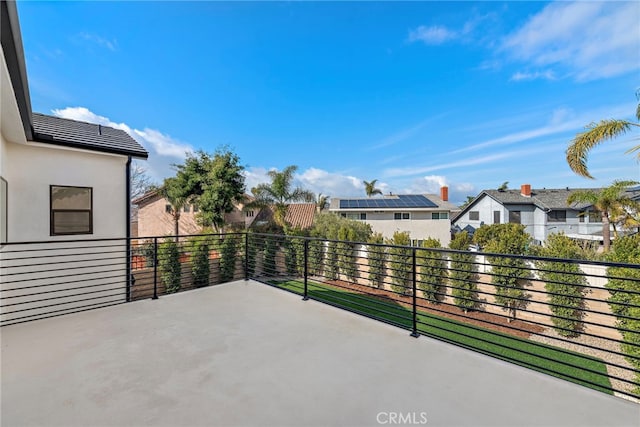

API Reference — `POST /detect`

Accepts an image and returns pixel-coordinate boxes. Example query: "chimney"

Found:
[440,186,449,202]
[521,184,531,197]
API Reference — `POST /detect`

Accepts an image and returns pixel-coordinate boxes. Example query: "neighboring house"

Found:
[133,190,258,237]
[452,184,638,245]
[251,203,317,231]
[329,187,456,245]
[0,1,148,243]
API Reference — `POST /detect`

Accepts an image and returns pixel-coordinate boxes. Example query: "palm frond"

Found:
[566,119,637,178]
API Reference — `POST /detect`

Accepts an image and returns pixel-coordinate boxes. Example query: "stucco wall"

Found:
[3,141,128,242]
[329,210,452,245]
[137,197,202,239]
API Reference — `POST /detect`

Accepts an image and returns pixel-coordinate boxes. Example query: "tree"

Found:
[250,165,314,227]
[418,238,447,304]
[567,180,640,251]
[191,237,211,288]
[161,176,190,238]
[363,179,383,198]
[482,224,531,322]
[566,92,640,179]
[220,235,238,282]
[459,196,475,209]
[535,233,588,337]
[497,181,509,191]
[449,232,479,312]
[605,234,640,394]
[367,233,387,289]
[387,231,412,296]
[173,148,246,232]
[158,238,181,293]
[337,226,359,283]
[130,161,156,218]
[316,193,329,212]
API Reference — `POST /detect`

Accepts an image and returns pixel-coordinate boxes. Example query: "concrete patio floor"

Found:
[1,280,638,427]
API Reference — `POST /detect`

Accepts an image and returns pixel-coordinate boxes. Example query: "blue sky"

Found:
[17,1,640,204]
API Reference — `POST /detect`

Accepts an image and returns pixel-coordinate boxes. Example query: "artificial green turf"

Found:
[271,279,613,395]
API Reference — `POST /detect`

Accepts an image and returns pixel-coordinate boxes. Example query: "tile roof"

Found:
[31,113,148,159]
[253,203,317,230]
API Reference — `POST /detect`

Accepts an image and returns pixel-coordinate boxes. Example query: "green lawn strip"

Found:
[270,279,612,395]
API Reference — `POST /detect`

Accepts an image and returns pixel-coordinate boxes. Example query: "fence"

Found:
[246,233,640,400]
[1,232,639,400]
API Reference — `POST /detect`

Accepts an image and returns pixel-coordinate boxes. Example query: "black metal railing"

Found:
[1,231,639,400]
[246,233,640,400]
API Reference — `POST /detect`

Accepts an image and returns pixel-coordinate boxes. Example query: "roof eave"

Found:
[32,134,149,159]
[1,0,33,140]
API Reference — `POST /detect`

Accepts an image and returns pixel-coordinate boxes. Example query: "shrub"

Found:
[246,233,259,277]
[263,237,278,276]
[220,235,238,282]
[367,233,387,289]
[284,234,305,277]
[158,238,181,293]
[308,239,324,276]
[535,233,588,337]
[325,241,339,281]
[606,234,640,394]
[449,232,479,312]
[387,231,412,296]
[337,226,359,283]
[191,238,211,288]
[418,238,447,304]
[483,224,531,322]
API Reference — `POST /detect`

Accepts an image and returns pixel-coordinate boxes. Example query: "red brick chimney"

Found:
[440,186,449,202]
[521,184,531,197]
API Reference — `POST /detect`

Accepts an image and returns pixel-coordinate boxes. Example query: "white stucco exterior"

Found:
[454,193,605,244]
[3,140,128,242]
[355,211,451,245]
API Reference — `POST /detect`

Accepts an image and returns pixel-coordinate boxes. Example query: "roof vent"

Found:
[521,184,531,197]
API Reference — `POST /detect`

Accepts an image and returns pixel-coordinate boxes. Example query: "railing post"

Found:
[152,237,159,300]
[303,239,309,301]
[410,247,419,338]
[126,237,132,302]
[244,232,249,281]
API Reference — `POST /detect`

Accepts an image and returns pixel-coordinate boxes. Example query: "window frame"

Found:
[394,212,410,220]
[493,210,500,224]
[431,212,448,220]
[50,185,93,236]
[469,211,480,221]
[508,210,521,224]
[547,210,567,223]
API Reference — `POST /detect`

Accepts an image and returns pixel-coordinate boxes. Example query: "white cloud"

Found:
[510,70,556,82]
[408,25,457,45]
[502,2,640,81]
[78,32,118,52]
[52,107,193,181]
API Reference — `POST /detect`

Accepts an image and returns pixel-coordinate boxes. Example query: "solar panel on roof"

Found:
[338,195,437,209]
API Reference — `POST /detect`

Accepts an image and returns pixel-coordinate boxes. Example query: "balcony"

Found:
[1,233,639,426]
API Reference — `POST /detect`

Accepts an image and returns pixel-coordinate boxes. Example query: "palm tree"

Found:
[162,176,190,239]
[250,165,314,227]
[566,93,640,179]
[363,179,383,198]
[567,180,640,251]
[316,193,329,212]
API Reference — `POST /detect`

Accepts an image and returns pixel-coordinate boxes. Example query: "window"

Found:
[509,210,521,224]
[193,205,199,213]
[394,212,410,220]
[469,211,479,221]
[246,210,254,217]
[582,211,601,223]
[493,211,500,224]
[50,186,92,235]
[1,177,6,243]
[165,204,172,213]
[547,210,566,222]
[342,212,362,220]
[183,205,190,213]
[360,213,367,220]
[431,212,448,220]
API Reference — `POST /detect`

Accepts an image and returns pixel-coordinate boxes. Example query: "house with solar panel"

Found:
[329,187,457,245]
[1,0,148,243]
